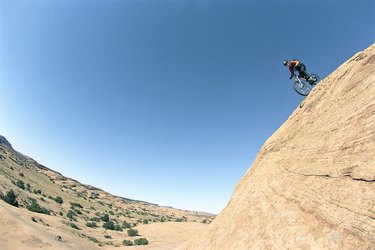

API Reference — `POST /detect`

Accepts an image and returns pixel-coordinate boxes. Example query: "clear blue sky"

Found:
[1,0,374,214]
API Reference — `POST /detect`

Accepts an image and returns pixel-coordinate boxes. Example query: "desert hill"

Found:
[0,136,214,249]
[179,44,375,249]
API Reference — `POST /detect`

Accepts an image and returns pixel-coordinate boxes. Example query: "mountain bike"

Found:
[292,74,320,96]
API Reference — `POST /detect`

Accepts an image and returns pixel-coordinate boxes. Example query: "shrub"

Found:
[101,214,109,222]
[88,236,99,243]
[34,189,42,195]
[143,219,149,224]
[114,224,123,231]
[123,240,134,246]
[104,235,112,239]
[90,217,100,222]
[27,199,50,215]
[103,221,122,231]
[53,196,63,204]
[70,202,83,208]
[74,208,82,215]
[86,222,97,228]
[70,223,81,230]
[127,229,139,237]
[4,190,18,207]
[67,210,77,220]
[122,221,132,229]
[103,220,115,230]
[19,172,24,177]
[16,180,25,190]
[134,238,149,245]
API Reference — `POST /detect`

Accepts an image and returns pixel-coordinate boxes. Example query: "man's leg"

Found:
[299,63,310,79]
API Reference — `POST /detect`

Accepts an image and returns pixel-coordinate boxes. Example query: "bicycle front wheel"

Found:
[293,80,311,96]
[309,74,320,85]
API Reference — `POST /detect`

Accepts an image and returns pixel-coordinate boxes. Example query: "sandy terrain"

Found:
[0,134,214,249]
[0,201,97,250]
[102,222,207,250]
[0,200,208,250]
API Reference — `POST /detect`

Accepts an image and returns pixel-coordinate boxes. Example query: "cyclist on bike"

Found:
[283,59,310,81]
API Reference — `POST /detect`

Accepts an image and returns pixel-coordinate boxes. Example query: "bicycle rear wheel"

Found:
[293,80,311,96]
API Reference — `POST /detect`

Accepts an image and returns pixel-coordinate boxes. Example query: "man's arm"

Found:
[291,60,300,66]
[289,66,294,79]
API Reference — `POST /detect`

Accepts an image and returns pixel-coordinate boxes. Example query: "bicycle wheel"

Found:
[293,80,311,96]
[309,74,320,85]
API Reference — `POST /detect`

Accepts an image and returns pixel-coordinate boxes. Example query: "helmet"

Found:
[283,60,288,66]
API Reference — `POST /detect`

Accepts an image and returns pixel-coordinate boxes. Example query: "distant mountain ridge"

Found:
[0,135,214,249]
[0,135,14,150]
[0,135,211,213]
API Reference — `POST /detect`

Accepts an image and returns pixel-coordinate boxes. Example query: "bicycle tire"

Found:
[293,80,311,96]
[309,74,320,85]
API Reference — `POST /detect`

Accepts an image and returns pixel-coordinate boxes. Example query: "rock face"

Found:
[179,43,375,249]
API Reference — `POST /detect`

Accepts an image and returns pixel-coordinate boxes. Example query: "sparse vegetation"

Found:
[70,202,83,208]
[27,199,50,215]
[103,220,123,231]
[88,236,99,243]
[127,229,139,237]
[3,190,19,207]
[15,180,25,190]
[53,196,63,204]
[134,238,149,245]
[122,221,132,229]
[90,216,100,222]
[86,222,97,228]
[0,136,216,249]
[67,210,77,220]
[103,220,115,230]
[69,222,81,230]
[33,189,42,195]
[73,208,82,215]
[123,239,134,246]
[101,213,109,222]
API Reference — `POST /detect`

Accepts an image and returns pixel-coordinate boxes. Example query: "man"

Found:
[283,59,310,80]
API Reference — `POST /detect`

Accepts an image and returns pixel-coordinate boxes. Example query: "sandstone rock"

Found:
[178,43,375,249]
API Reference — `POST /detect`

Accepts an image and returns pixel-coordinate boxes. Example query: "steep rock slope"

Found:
[179,43,375,249]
